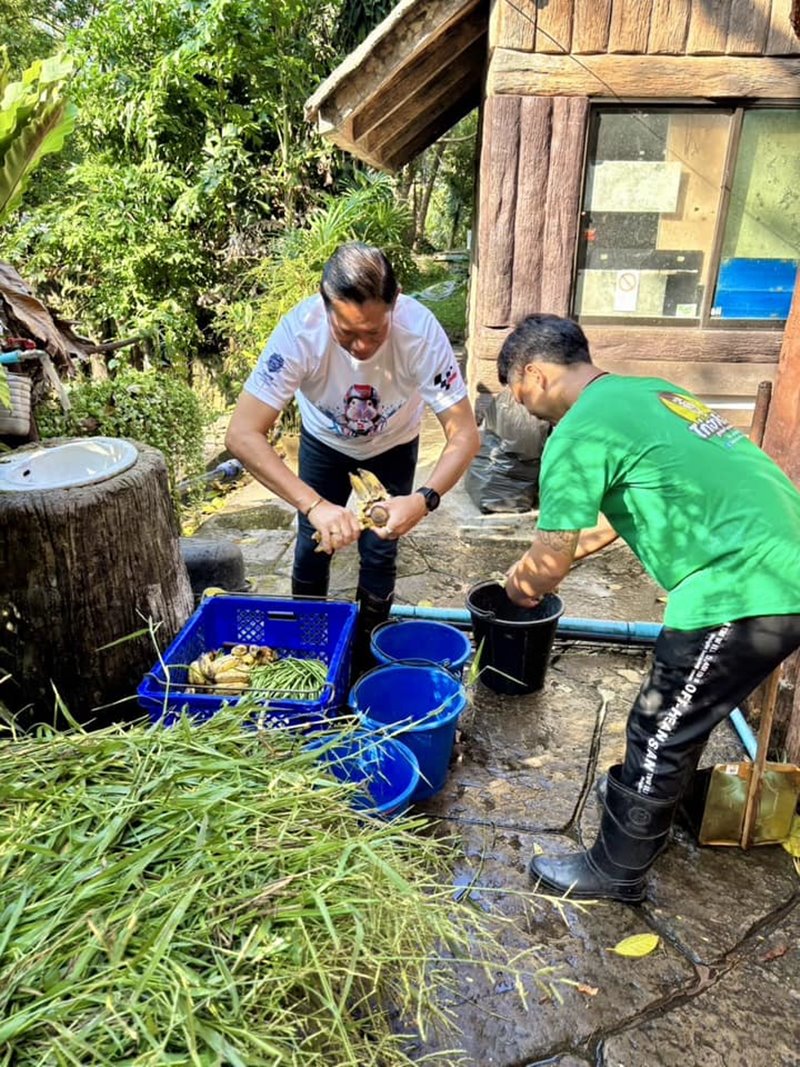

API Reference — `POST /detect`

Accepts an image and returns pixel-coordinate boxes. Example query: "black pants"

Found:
[293,429,419,599]
[622,614,800,801]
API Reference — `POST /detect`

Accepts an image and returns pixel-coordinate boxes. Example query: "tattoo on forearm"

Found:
[535,528,579,553]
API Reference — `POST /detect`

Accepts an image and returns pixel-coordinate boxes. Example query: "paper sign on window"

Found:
[613,270,640,312]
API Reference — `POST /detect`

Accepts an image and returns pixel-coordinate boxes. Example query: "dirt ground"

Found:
[192,415,800,1067]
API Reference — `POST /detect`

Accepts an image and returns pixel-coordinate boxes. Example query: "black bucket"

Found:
[466,581,564,695]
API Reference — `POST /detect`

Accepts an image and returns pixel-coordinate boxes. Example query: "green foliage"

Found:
[220,171,414,391]
[0,51,77,225]
[335,0,396,51]
[3,0,345,366]
[0,0,91,72]
[37,369,205,491]
[417,282,467,344]
[425,111,477,250]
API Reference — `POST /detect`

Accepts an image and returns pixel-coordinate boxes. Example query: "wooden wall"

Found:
[490,0,799,57]
[467,2,799,411]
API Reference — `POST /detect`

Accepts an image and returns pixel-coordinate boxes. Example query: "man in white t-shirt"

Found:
[226,243,480,673]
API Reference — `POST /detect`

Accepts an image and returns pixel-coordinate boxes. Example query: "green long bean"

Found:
[248,657,328,698]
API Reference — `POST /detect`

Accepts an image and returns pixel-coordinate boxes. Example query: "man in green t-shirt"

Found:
[499,313,800,904]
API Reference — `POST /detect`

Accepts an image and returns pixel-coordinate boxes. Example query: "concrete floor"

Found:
[193,418,800,1067]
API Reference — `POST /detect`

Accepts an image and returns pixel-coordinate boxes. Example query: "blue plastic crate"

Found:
[138,595,357,728]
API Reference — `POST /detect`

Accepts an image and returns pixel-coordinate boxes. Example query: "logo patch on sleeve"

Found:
[434,364,458,392]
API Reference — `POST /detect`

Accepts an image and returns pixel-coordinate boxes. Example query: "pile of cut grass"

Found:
[0,708,510,1066]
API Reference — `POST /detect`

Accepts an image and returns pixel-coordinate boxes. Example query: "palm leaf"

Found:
[0,98,77,225]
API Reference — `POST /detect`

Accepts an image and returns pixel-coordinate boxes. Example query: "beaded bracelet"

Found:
[304,496,323,518]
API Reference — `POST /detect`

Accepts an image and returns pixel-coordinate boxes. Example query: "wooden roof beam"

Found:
[488,51,800,96]
[382,85,482,170]
[305,0,484,131]
[351,6,487,142]
[359,37,486,156]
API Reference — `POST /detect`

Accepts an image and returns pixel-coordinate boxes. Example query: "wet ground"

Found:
[194,420,800,1067]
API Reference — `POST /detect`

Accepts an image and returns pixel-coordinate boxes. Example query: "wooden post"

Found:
[748,380,772,446]
[760,279,800,763]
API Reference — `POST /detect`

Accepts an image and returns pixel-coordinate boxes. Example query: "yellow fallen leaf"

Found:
[609,933,660,958]
[782,815,800,859]
[418,599,434,608]
[531,843,544,857]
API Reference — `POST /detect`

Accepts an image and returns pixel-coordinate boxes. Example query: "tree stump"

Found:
[0,440,194,728]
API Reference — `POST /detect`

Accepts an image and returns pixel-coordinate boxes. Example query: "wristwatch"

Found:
[415,486,441,513]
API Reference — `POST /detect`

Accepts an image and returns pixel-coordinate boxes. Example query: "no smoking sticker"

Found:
[614,269,640,311]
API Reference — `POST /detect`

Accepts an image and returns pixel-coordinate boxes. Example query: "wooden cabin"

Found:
[305,0,800,429]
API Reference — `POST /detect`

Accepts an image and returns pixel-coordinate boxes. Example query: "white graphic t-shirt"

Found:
[243,293,467,458]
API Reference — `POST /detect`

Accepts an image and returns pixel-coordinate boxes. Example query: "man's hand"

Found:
[504,564,543,609]
[372,493,428,540]
[310,501,361,555]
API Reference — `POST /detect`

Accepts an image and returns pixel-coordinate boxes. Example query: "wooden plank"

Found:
[540,96,589,315]
[648,0,692,54]
[762,284,800,485]
[766,0,800,55]
[686,0,732,54]
[759,281,800,763]
[305,0,482,128]
[475,96,520,326]
[608,0,653,52]
[587,358,777,393]
[471,324,785,363]
[726,0,771,54]
[351,6,487,141]
[383,84,482,170]
[361,39,486,154]
[472,348,777,396]
[495,0,537,51]
[487,50,800,96]
[510,98,552,320]
[535,0,574,54]
[573,0,612,53]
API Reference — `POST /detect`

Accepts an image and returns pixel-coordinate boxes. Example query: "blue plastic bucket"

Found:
[306,731,420,817]
[350,664,467,801]
[370,619,472,678]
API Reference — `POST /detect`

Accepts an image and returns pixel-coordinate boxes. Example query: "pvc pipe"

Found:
[728,707,758,760]
[390,602,662,641]
[388,602,758,756]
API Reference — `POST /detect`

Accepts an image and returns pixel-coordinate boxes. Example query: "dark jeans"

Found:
[293,428,419,599]
[623,613,800,801]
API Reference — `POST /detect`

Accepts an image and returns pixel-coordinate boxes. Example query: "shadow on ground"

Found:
[194,428,799,1067]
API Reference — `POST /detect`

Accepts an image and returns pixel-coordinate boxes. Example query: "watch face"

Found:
[420,487,440,512]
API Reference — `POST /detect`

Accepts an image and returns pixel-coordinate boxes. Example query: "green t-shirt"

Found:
[537,375,800,630]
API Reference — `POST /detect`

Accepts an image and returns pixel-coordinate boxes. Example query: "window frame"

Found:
[572,100,800,331]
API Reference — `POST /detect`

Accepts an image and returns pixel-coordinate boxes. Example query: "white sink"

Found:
[0,437,138,491]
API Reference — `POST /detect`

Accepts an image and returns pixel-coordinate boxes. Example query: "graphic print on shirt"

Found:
[321,383,401,439]
[434,362,459,393]
[658,391,743,446]
[254,351,285,392]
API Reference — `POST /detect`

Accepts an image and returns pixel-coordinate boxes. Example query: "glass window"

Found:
[712,110,800,321]
[573,107,800,327]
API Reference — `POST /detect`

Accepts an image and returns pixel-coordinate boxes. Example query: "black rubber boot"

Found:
[291,575,329,599]
[351,586,394,683]
[530,767,677,903]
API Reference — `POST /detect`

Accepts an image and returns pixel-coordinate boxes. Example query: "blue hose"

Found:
[389,602,757,757]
